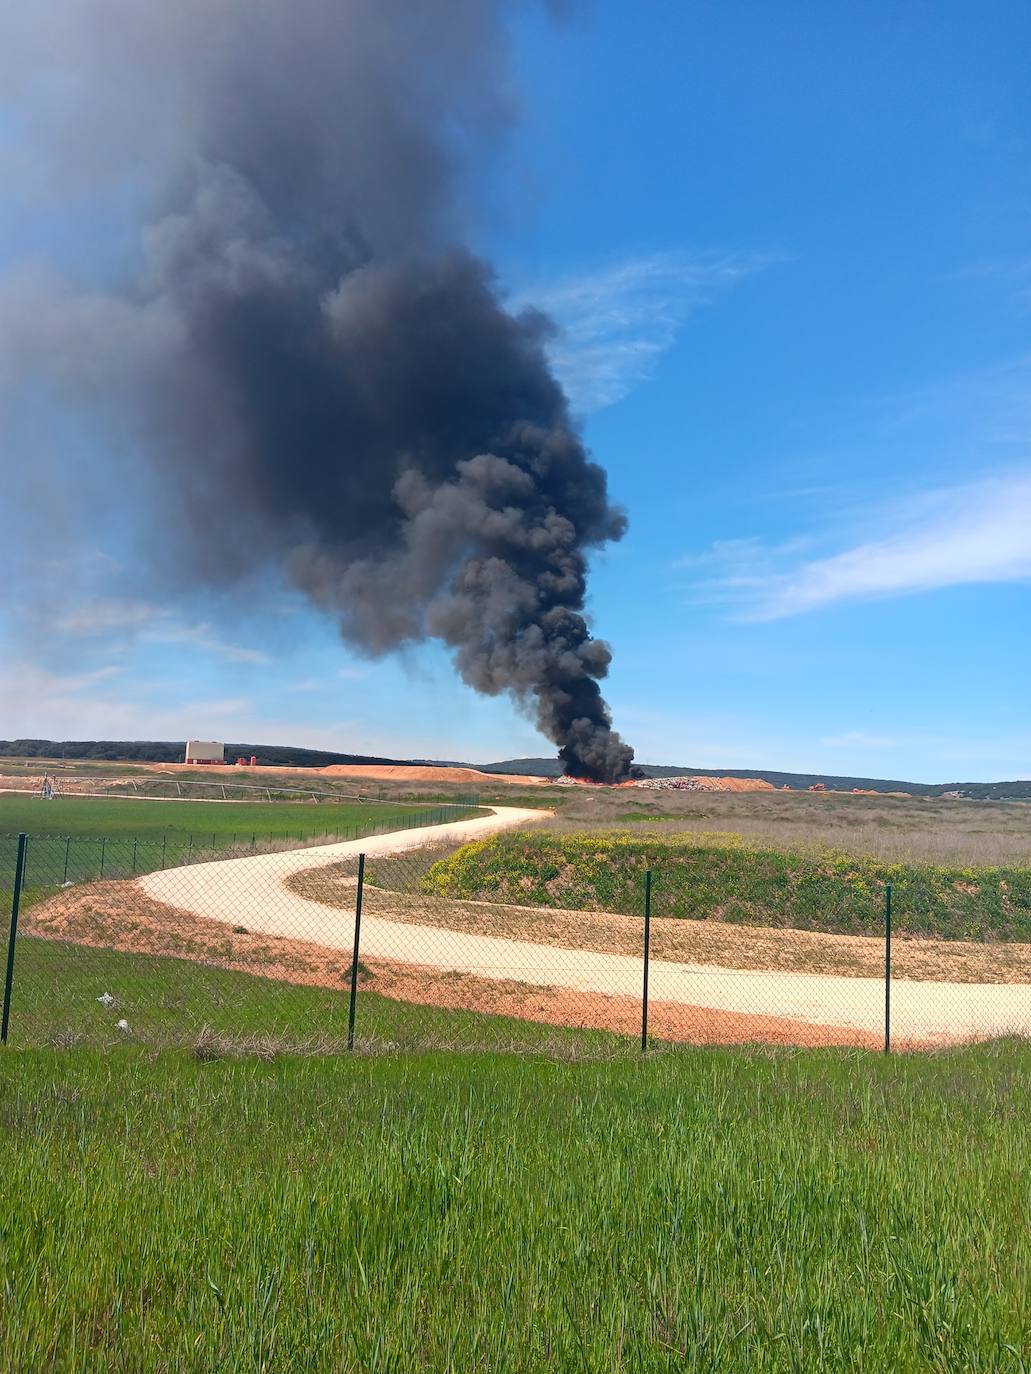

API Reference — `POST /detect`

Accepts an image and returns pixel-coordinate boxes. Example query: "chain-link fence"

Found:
[3,820,1031,1055]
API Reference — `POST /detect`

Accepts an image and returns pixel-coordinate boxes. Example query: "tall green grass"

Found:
[0,793,476,843]
[1,936,620,1055]
[2,1043,1031,1370]
[0,797,484,897]
[425,830,1031,941]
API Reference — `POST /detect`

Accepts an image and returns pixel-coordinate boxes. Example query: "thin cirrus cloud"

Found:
[50,598,159,635]
[0,659,252,740]
[684,471,1031,621]
[287,667,368,692]
[141,621,269,665]
[515,250,773,412]
[50,598,269,664]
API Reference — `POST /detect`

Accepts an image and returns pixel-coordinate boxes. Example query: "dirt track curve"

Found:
[137,808,1031,1045]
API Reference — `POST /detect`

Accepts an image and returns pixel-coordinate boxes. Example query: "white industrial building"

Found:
[184,740,225,765]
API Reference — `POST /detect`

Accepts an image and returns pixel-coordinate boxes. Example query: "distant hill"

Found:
[1,740,1028,800]
[0,739,409,769]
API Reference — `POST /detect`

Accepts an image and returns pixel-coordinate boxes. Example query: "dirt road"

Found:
[137,808,1031,1044]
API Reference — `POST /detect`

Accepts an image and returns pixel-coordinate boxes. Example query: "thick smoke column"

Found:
[0,0,637,780]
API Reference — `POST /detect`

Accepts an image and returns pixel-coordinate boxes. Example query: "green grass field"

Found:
[425,830,1031,942]
[0,793,468,842]
[2,935,619,1055]
[0,795,483,893]
[2,1041,1031,1371]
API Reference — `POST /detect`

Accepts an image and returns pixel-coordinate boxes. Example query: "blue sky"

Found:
[2,1,1030,781]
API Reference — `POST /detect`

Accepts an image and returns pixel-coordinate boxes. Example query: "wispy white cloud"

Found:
[51,598,160,635]
[285,666,368,692]
[0,661,127,727]
[515,250,773,411]
[683,470,1031,620]
[0,657,255,740]
[142,621,269,664]
[47,598,269,664]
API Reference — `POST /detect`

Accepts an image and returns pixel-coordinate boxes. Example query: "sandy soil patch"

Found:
[290,867,1031,985]
[24,880,892,1049]
[134,761,551,785]
[317,763,549,786]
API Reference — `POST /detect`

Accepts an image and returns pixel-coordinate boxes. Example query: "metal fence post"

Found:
[99,836,106,879]
[642,869,653,1054]
[884,883,892,1056]
[62,836,71,885]
[2,834,28,1045]
[347,854,366,1051]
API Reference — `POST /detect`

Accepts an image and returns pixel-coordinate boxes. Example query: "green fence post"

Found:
[884,883,892,1056]
[99,836,106,878]
[62,836,71,885]
[132,836,138,874]
[347,854,366,1051]
[642,869,653,1054]
[2,834,28,1044]
[161,834,167,867]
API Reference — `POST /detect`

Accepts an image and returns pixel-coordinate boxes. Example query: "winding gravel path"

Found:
[138,808,1031,1043]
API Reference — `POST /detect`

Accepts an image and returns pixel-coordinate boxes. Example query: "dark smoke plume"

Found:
[0,0,637,780]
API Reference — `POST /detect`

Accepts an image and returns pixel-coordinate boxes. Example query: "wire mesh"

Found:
[3,820,1031,1055]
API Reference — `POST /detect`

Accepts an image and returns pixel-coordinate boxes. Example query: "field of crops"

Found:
[0,794,462,843]
[0,795,483,897]
[2,1041,1030,1371]
[425,830,1031,942]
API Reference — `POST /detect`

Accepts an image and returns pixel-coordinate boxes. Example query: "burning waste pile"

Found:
[0,1,639,784]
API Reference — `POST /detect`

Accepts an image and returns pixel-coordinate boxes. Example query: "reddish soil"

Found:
[128,761,551,786]
[25,879,922,1049]
[316,763,547,786]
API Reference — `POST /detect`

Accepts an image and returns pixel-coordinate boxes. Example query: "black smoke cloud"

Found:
[0,0,637,781]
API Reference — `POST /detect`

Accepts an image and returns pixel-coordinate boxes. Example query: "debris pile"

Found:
[557,772,776,792]
[631,775,776,793]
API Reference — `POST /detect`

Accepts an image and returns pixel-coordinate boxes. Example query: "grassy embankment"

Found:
[423,831,1031,942]
[2,1042,1031,1371]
